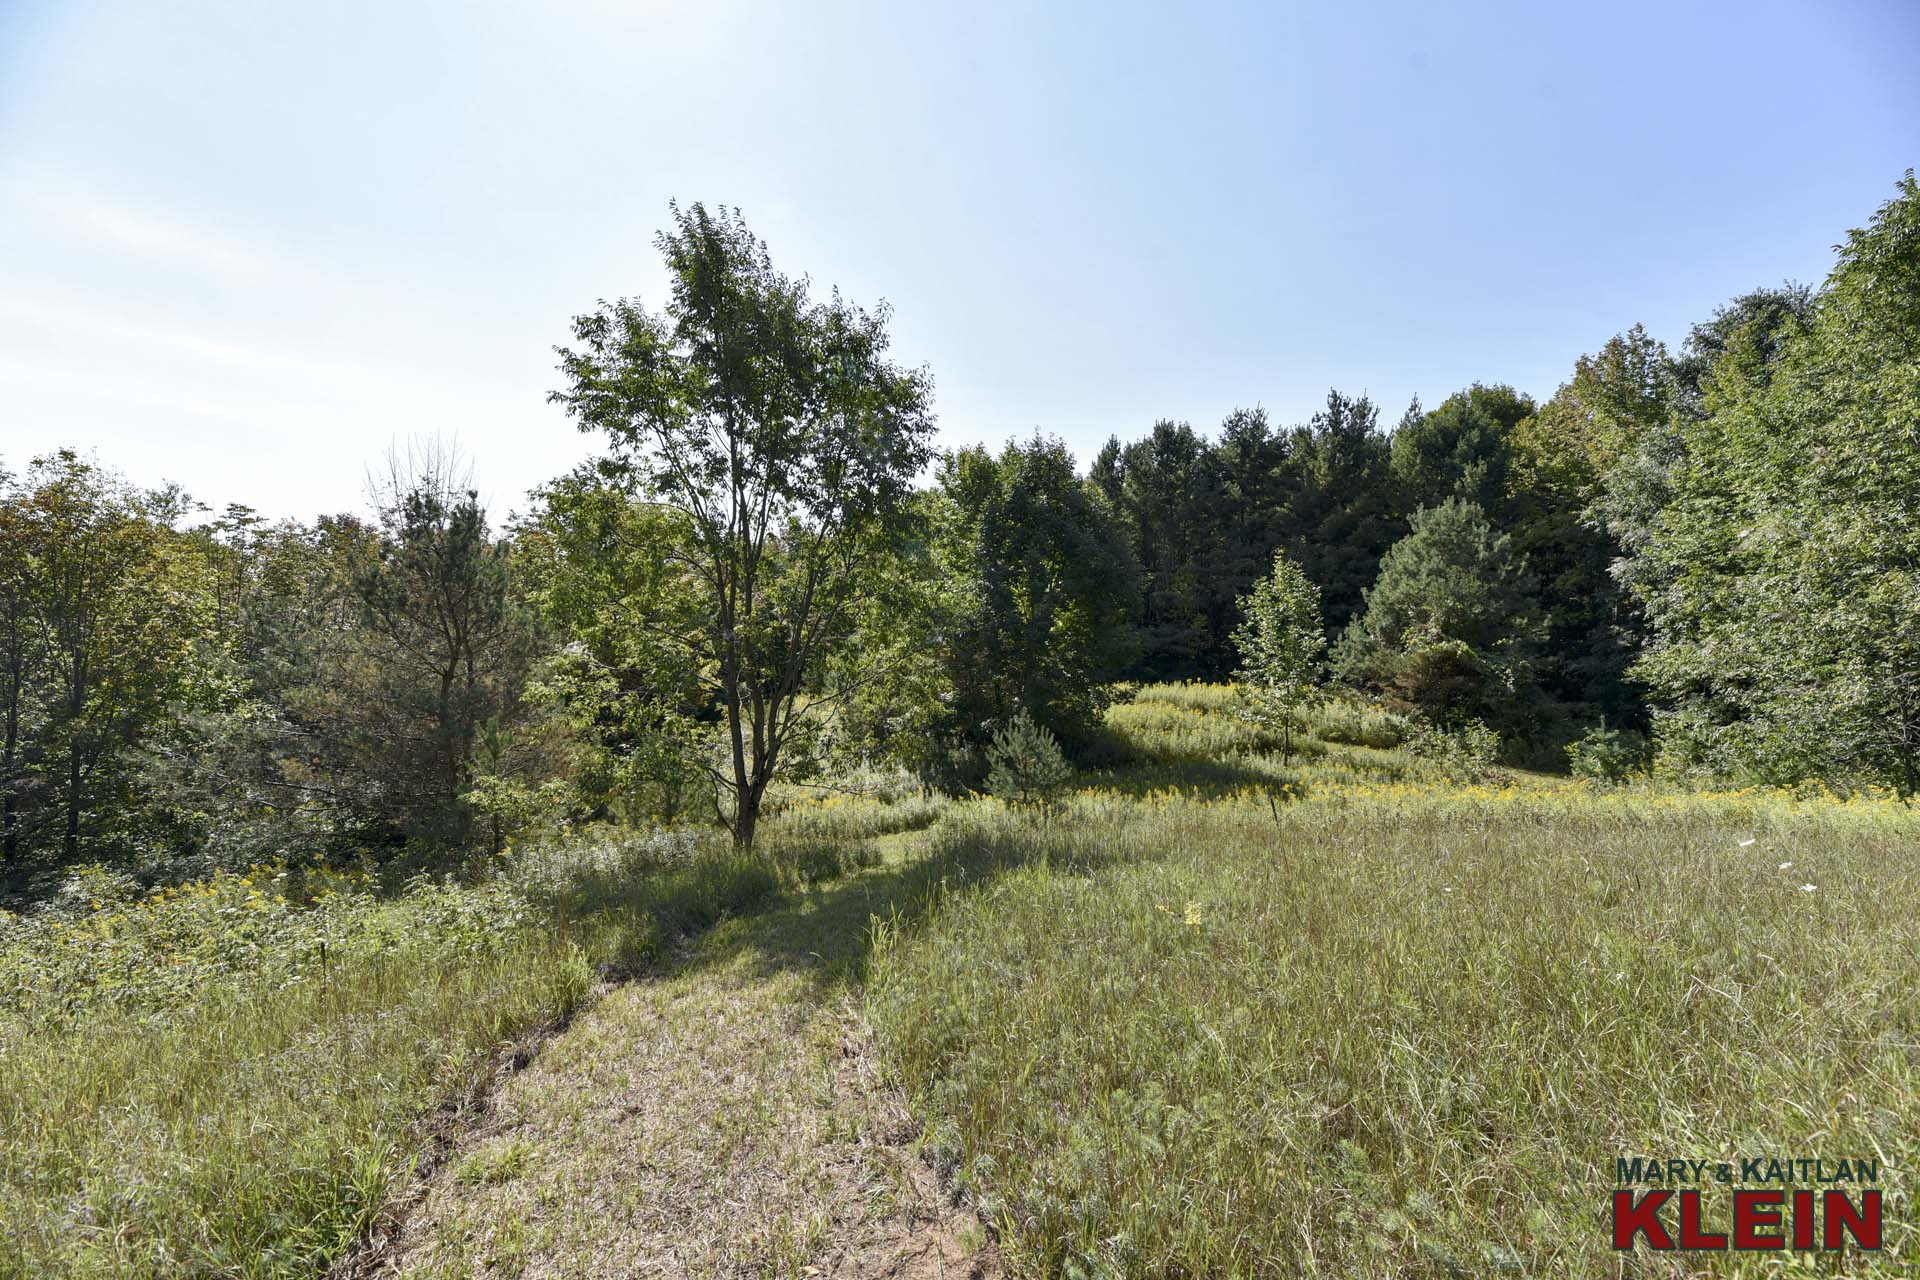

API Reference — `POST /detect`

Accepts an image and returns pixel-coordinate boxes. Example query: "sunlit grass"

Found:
[0,828,793,1279]
[8,683,1916,1277]
[867,685,1920,1277]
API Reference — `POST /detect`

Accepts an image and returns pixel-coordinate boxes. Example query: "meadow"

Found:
[4,684,1917,1277]
[868,685,1920,1277]
[0,834,777,1279]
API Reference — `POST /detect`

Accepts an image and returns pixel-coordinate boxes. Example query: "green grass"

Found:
[0,828,790,1279]
[10,687,1918,1278]
[866,687,1920,1278]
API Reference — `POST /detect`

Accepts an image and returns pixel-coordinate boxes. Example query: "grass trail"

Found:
[371,831,1001,1280]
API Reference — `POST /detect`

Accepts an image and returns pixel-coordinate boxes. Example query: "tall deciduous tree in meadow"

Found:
[1232,550,1324,763]
[551,203,935,847]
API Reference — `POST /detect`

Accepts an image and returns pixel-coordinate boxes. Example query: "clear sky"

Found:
[2,0,1916,521]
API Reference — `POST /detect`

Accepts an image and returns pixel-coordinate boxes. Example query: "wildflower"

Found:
[1183,900,1204,927]
[1778,861,1792,870]
[1738,838,1757,848]
[1800,884,1816,893]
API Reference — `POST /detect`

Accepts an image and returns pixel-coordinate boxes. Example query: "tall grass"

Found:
[0,830,782,1280]
[869,687,1920,1278]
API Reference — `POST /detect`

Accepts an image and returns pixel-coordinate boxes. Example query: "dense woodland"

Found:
[2,174,1916,887]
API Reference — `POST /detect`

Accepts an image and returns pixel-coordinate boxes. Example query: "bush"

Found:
[984,713,1072,808]
[1404,716,1501,778]
[1303,698,1414,750]
[1567,726,1651,783]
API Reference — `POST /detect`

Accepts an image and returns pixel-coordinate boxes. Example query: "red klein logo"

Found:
[1613,1158,1883,1253]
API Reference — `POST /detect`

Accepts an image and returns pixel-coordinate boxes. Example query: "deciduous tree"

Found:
[551,203,935,846]
[1232,550,1324,763]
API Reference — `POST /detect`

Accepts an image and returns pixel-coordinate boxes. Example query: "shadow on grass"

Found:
[672,816,1124,1002]
[1078,752,1298,799]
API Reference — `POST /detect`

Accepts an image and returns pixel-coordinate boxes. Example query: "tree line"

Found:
[3,175,1915,882]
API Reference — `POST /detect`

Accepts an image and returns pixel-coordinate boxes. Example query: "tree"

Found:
[1093,420,1232,679]
[934,437,1139,751]
[1628,173,1920,793]
[0,452,221,864]
[0,468,40,865]
[1282,390,1405,634]
[515,463,712,822]
[1390,383,1534,515]
[1505,326,1678,725]
[551,203,935,846]
[1232,550,1324,763]
[1598,296,1809,607]
[1213,406,1296,614]
[1336,498,1542,732]
[1670,284,1814,415]
[353,446,535,848]
[983,711,1072,808]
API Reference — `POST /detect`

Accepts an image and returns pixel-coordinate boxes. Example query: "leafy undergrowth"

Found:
[867,686,1920,1278]
[0,829,786,1280]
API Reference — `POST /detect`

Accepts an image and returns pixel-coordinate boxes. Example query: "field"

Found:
[0,837,779,1278]
[874,687,1920,1276]
[4,684,1917,1277]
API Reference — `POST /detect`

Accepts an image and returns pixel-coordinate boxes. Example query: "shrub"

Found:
[1404,716,1501,778]
[1567,725,1651,782]
[985,713,1072,808]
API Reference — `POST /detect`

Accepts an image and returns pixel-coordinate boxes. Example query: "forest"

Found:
[1,175,1917,1279]
[2,177,1915,890]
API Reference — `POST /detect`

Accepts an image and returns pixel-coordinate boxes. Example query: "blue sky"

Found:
[2,0,1916,520]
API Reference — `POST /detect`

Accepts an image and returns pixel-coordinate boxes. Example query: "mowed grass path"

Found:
[375,830,1001,1280]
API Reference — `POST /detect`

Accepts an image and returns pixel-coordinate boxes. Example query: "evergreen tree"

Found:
[1337,498,1542,733]
[1284,390,1405,634]
[1099,420,1232,680]
[934,436,1140,749]
[984,711,1072,808]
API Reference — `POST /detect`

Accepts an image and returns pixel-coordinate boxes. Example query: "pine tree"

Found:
[1336,498,1542,732]
[984,711,1072,808]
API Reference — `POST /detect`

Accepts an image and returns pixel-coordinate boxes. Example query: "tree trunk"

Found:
[63,745,81,862]
[2,648,19,865]
[734,784,760,849]
[1,705,17,866]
